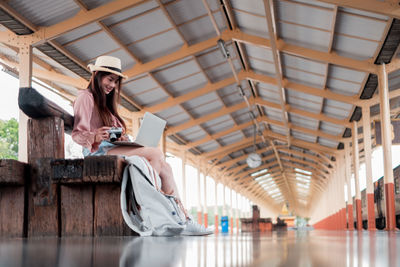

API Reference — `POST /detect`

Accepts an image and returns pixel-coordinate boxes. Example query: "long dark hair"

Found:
[87,71,126,131]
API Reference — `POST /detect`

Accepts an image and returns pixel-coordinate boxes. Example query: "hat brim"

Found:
[88,64,128,79]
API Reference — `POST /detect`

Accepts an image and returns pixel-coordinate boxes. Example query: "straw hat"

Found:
[87,55,127,79]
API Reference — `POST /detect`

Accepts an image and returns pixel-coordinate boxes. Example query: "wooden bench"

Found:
[0,87,135,237]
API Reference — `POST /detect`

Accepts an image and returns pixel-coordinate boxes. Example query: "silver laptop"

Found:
[111,112,166,147]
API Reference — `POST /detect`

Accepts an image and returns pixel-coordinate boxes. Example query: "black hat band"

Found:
[101,65,122,73]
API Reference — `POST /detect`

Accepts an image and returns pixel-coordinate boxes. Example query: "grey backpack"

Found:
[120,155,187,236]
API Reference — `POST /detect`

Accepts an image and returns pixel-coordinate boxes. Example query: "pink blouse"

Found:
[72,89,124,152]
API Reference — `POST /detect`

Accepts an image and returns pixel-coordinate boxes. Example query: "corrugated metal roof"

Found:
[1,0,400,214]
[8,0,79,27]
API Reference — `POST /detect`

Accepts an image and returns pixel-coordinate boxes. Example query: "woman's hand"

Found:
[118,134,130,141]
[94,126,111,143]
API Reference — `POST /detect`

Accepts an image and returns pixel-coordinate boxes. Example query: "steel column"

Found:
[230,188,233,234]
[197,168,202,225]
[352,121,362,230]
[378,64,397,230]
[203,172,208,228]
[345,141,354,230]
[362,105,376,230]
[182,153,187,207]
[214,182,219,234]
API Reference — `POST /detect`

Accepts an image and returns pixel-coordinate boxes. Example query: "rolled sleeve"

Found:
[72,92,99,152]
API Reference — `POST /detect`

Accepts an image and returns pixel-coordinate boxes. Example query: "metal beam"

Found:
[317,0,400,19]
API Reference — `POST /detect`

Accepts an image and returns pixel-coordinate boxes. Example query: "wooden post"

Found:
[94,184,132,236]
[378,64,397,231]
[60,185,93,236]
[362,105,376,230]
[345,141,354,230]
[352,121,362,230]
[27,117,64,237]
[18,44,32,163]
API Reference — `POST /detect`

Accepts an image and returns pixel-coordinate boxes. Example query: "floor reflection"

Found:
[0,230,399,267]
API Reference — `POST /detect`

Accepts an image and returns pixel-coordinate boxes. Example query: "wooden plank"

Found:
[52,159,84,183]
[52,157,125,184]
[83,156,125,183]
[60,185,93,236]
[0,159,27,185]
[94,184,132,236]
[0,186,26,237]
[28,158,58,237]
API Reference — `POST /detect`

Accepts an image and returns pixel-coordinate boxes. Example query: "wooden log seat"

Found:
[52,156,131,236]
[0,87,135,237]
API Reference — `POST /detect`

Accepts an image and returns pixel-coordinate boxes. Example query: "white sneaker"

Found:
[181,219,214,236]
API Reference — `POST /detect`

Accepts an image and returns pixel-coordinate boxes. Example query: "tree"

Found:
[0,118,18,159]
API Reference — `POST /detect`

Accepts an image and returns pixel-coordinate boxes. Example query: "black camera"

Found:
[108,127,123,142]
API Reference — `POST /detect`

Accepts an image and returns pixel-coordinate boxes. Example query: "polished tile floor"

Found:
[0,230,398,267]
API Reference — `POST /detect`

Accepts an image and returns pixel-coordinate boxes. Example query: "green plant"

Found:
[0,118,18,159]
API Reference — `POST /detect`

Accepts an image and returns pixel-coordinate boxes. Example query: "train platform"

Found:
[0,230,398,266]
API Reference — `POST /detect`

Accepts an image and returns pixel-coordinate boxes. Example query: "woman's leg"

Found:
[107,146,180,197]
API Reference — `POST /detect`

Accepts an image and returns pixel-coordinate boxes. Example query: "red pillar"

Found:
[347,204,354,230]
[355,199,362,230]
[342,208,347,230]
[367,193,376,230]
[384,183,397,230]
[204,213,208,228]
[336,211,340,230]
[197,211,202,225]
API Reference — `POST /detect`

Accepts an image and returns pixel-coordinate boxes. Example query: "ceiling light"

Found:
[297,183,309,189]
[269,188,280,194]
[237,85,245,97]
[295,168,312,175]
[217,39,230,59]
[251,169,268,177]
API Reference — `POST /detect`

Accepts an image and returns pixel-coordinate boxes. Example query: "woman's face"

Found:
[101,73,120,94]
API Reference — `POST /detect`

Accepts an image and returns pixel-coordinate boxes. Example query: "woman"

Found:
[72,55,212,236]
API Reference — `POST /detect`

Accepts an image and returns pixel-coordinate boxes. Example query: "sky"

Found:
[1,66,399,213]
[0,68,19,121]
